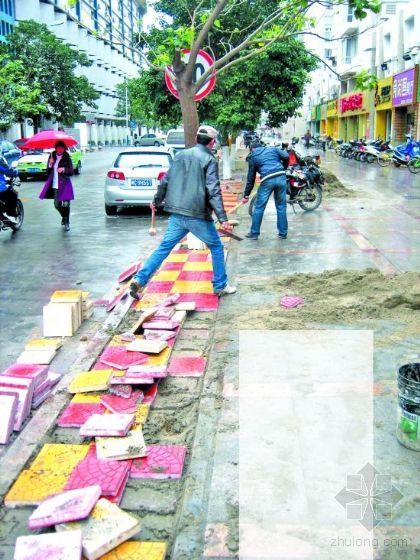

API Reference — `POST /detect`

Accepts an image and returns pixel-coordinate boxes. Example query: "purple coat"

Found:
[39,150,74,202]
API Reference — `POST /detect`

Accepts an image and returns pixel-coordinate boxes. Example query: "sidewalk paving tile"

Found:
[28,485,101,529]
[71,393,103,404]
[68,370,113,393]
[0,393,18,444]
[130,444,187,480]
[152,270,181,282]
[178,271,214,282]
[55,498,141,560]
[96,541,166,560]
[64,445,131,497]
[14,530,83,560]
[187,252,210,261]
[161,261,185,271]
[168,356,207,377]
[171,281,213,294]
[57,402,107,428]
[145,281,174,294]
[183,261,213,272]
[79,413,135,437]
[177,293,219,311]
[99,347,149,371]
[96,429,147,461]
[164,253,189,263]
[133,404,150,428]
[101,390,144,414]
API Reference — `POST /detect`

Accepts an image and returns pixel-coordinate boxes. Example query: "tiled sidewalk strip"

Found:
[1,184,240,559]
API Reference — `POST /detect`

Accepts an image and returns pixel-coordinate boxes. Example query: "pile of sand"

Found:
[321,168,355,198]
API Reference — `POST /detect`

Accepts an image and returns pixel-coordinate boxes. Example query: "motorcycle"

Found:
[392,137,420,167]
[0,176,24,233]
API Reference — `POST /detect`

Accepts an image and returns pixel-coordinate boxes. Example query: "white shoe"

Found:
[215,284,237,296]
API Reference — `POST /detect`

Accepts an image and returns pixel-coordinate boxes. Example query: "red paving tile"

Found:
[168,356,207,377]
[57,403,106,428]
[146,281,174,294]
[178,293,219,311]
[177,271,214,282]
[130,445,187,480]
[100,390,144,414]
[99,346,149,370]
[187,253,210,262]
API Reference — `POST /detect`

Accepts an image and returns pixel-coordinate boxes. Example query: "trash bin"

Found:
[396,363,420,451]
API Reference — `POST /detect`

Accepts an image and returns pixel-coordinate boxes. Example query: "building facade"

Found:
[5,0,146,147]
[300,0,419,143]
[0,0,15,41]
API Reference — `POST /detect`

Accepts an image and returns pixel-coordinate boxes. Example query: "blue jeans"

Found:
[250,175,288,236]
[134,213,228,292]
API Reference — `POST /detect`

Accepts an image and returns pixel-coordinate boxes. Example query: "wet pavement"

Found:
[0,148,168,372]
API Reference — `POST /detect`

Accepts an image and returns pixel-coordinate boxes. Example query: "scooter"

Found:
[0,177,24,232]
[392,137,420,167]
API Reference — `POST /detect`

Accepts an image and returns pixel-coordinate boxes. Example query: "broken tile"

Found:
[168,356,207,377]
[28,485,101,529]
[0,393,18,444]
[97,541,166,560]
[99,346,149,371]
[80,414,134,437]
[17,348,57,365]
[96,429,147,461]
[130,445,187,480]
[118,262,141,283]
[25,338,62,351]
[101,390,143,414]
[64,446,131,498]
[142,320,180,331]
[106,288,128,313]
[57,402,107,428]
[1,363,48,389]
[56,499,140,560]
[109,385,133,398]
[143,329,177,342]
[126,339,168,354]
[68,370,113,394]
[5,444,89,506]
[14,530,82,560]
[133,405,150,428]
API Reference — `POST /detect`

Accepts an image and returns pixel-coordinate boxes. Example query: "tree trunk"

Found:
[178,83,199,147]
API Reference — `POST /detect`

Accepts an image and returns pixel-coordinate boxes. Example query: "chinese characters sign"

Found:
[392,68,415,107]
[340,93,364,113]
[374,77,392,110]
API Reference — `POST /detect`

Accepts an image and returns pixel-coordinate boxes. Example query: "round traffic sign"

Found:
[165,49,216,101]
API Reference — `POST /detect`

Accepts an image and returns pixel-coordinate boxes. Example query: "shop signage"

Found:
[392,68,416,107]
[340,93,364,113]
[326,99,338,117]
[374,77,392,109]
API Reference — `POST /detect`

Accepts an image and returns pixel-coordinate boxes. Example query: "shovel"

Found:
[149,204,157,236]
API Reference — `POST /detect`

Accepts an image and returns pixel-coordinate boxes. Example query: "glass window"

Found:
[114,152,172,168]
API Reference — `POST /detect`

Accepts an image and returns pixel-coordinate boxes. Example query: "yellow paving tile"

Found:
[183,261,213,272]
[71,393,103,403]
[171,281,213,294]
[133,404,150,428]
[98,541,167,560]
[134,294,168,309]
[108,335,142,347]
[25,338,62,351]
[30,443,89,472]
[146,347,171,366]
[68,370,113,393]
[164,253,189,262]
[152,270,181,281]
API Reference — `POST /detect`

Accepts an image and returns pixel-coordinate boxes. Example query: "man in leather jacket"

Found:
[130,125,236,299]
[242,139,289,239]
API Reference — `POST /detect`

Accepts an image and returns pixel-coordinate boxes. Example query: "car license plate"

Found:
[131,178,152,187]
[28,167,40,173]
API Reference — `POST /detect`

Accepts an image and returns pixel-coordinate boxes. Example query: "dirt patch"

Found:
[321,167,355,198]
[229,269,420,339]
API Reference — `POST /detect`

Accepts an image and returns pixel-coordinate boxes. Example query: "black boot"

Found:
[62,206,70,231]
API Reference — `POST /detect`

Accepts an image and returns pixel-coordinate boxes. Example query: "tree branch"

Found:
[184,0,229,83]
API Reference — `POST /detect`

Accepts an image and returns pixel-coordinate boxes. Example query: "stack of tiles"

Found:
[16,338,62,366]
[43,290,83,337]
[83,291,94,320]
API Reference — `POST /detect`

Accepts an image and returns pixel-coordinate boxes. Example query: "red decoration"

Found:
[340,93,363,113]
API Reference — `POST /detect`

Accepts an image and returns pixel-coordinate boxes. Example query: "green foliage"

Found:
[0,20,99,128]
[355,69,378,91]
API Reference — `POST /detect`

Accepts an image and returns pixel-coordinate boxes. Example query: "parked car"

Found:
[134,134,164,147]
[0,140,21,166]
[165,129,185,155]
[104,147,173,215]
[14,145,83,180]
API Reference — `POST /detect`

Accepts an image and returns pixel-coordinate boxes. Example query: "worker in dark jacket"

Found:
[130,125,236,299]
[242,140,289,239]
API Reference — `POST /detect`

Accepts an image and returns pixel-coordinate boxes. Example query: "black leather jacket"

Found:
[154,144,227,223]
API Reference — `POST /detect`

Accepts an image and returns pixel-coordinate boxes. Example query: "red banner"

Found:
[340,93,363,113]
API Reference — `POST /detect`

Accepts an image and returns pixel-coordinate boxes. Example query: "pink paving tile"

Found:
[171,248,189,254]
[32,388,52,409]
[0,393,18,444]
[126,365,167,379]
[57,403,106,428]
[187,253,210,262]
[143,329,177,342]
[102,468,129,505]
[100,390,143,414]
[168,357,207,377]
[142,320,180,331]
[177,271,214,282]
[33,378,51,398]
[14,531,82,560]
[99,346,149,371]
[28,485,101,529]
[117,261,141,283]
[161,262,184,271]
[0,386,33,431]
[106,288,128,313]
[109,375,155,385]
[146,281,174,293]
[80,413,134,437]
[177,293,219,311]
[130,445,187,480]
[109,385,132,398]
[142,383,159,405]
[154,307,175,319]
[1,363,48,389]
[64,445,131,497]
[280,295,305,309]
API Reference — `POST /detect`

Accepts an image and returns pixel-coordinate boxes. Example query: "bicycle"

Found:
[408,156,420,174]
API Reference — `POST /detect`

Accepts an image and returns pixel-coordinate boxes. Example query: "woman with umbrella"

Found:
[22,131,77,231]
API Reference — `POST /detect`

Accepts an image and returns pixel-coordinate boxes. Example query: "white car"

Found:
[165,129,185,155]
[104,147,172,215]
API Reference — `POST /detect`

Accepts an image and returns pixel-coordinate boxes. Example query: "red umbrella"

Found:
[22,130,78,150]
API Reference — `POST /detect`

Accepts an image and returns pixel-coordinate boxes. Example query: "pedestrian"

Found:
[38,140,74,231]
[0,154,19,223]
[241,139,289,240]
[304,129,311,149]
[129,125,236,300]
